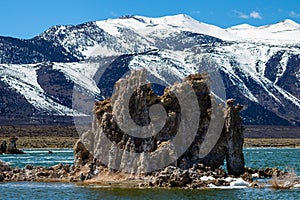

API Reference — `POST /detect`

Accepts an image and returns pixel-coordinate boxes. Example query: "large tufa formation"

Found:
[78,69,245,176]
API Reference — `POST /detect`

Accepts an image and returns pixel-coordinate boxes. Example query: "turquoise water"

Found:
[0,148,74,168]
[1,148,300,199]
[244,148,300,176]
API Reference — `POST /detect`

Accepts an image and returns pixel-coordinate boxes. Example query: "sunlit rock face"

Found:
[78,69,245,175]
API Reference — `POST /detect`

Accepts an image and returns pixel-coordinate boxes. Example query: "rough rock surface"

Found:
[0,162,75,182]
[0,156,282,188]
[225,99,245,176]
[0,160,11,172]
[78,69,245,177]
[73,139,94,169]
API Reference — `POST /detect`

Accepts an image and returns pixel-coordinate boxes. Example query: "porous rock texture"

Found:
[77,69,245,179]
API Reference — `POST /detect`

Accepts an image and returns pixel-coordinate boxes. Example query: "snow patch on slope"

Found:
[0,64,83,115]
[52,62,100,95]
[275,52,289,84]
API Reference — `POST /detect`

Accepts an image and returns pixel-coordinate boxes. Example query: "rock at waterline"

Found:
[0,140,6,153]
[0,137,25,154]
[0,160,11,172]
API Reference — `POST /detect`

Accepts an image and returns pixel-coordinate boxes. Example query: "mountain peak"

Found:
[278,19,299,27]
[260,19,300,30]
[94,14,237,41]
[228,23,256,30]
[159,13,195,21]
[227,18,300,43]
[106,14,197,26]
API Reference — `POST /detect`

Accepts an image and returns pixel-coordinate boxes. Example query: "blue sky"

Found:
[1,0,300,39]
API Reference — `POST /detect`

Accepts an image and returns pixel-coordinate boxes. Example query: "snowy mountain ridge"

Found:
[0,14,299,125]
[227,18,300,43]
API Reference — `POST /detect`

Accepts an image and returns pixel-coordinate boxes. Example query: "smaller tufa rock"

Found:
[0,141,7,154]
[73,139,94,169]
[225,99,245,176]
[36,171,51,178]
[51,163,63,171]
[5,137,25,154]
[0,173,4,182]
[25,164,34,170]
[0,160,11,172]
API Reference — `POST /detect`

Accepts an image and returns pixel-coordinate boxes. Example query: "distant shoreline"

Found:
[243,125,300,138]
[1,125,300,138]
[0,136,299,149]
[1,125,300,148]
[243,138,300,148]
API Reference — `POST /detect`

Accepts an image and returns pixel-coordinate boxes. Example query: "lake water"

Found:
[0,148,74,168]
[1,148,300,199]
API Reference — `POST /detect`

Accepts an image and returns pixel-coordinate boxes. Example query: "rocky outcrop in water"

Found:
[1,157,289,189]
[73,139,94,169]
[0,137,25,154]
[0,162,74,182]
[0,141,6,154]
[225,99,245,176]
[77,69,245,179]
[0,160,11,171]
[0,69,249,188]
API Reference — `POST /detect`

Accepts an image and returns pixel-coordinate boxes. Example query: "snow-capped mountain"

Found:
[0,14,299,125]
[227,19,300,43]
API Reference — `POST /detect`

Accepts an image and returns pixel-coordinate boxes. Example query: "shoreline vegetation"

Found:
[0,125,300,149]
[0,137,299,149]
[244,138,300,148]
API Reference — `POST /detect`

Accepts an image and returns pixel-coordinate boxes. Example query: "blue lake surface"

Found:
[0,148,74,168]
[1,148,300,199]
